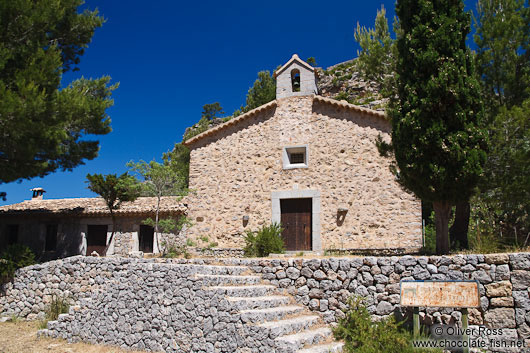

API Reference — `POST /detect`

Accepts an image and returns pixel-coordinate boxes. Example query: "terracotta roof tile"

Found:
[0,196,187,216]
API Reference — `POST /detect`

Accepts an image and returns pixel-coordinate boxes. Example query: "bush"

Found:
[0,244,36,282]
[333,297,438,353]
[39,295,70,329]
[243,223,285,257]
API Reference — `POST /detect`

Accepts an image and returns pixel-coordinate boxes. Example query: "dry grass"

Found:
[0,321,146,353]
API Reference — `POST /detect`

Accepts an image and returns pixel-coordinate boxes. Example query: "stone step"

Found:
[196,274,261,285]
[240,305,304,323]
[275,327,333,352]
[206,285,276,297]
[193,265,249,276]
[226,295,291,310]
[296,342,344,353]
[258,315,320,339]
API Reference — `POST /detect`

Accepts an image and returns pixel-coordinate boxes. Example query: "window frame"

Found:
[282,145,309,170]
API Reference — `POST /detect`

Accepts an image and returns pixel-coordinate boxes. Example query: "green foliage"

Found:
[243,223,285,257]
[201,102,224,121]
[474,0,530,110]
[0,0,117,183]
[354,5,397,98]
[240,71,276,113]
[390,0,488,254]
[163,143,190,189]
[128,160,186,253]
[0,244,36,282]
[186,238,196,247]
[306,57,317,66]
[47,295,70,321]
[86,172,140,254]
[333,297,436,353]
[38,294,70,331]
[334,91,349,101]
[86,173,140,216]
[471,1,529,248]
[143,218,173,233]
[468,194,526,253]
[161,241,188,258]
[479,100,530,242]
[421,212,437,255]
[127,160,185,199]
[182,117,210,141]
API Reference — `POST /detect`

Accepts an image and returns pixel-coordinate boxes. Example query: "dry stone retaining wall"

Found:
[1,253,530,352]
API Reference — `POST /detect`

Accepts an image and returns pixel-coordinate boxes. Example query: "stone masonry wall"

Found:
[2,253,529,352]
[39,259,278,352]
[186,95,422,252]
[209,254,530,352]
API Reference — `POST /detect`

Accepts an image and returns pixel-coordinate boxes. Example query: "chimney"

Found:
[30,187,46,200]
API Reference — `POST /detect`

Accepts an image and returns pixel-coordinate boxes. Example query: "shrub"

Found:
[47,295,70,321]
[243,223,285,257]
[39,295,70,330]
[333,297,438,353]
[0,244,36,282]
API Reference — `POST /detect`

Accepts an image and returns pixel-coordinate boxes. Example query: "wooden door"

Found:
[280,198,312,251]
[139,225,154,253]
[86,225,107,256]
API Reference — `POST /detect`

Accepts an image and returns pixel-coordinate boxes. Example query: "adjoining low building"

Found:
[183,55,422,254]
[0,190,187,260]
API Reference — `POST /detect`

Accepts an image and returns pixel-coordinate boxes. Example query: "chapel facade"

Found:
[183,55,422,253]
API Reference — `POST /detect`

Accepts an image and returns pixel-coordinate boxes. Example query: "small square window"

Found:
[282,145,308,169]
[289,153,305,164]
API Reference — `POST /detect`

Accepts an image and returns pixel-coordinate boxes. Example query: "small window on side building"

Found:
[45,224,58,251]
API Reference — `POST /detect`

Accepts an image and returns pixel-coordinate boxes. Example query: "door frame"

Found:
[271,189,321,251]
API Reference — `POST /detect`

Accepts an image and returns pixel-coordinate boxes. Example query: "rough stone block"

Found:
[490,297,514,307]
[485,281,513,297]
[512,270,530,290]
[484,308,516,328]
[485,253,510,265]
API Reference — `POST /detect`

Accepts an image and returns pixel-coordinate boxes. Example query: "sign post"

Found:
[400,280,480,353]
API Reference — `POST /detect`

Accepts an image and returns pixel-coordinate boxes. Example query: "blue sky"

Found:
[1,0,476,205]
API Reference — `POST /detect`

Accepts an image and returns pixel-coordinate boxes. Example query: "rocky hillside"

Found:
[183,59,386,141]
[317,59,387,111]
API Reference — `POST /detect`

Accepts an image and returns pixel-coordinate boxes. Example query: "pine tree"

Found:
[86,173,140,255]
[0,0,117,184]
[241,71,276,113]
[354,5,397,97]
[474,0,530,111]
[474,0,530,244]
[390,0,488,254]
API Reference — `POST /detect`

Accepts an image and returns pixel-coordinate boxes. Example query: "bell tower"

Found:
[274,54,318,99]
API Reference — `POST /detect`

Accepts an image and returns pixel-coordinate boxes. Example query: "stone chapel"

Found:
[183,55,422,254]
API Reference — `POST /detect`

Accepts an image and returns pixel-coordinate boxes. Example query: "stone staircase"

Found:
[197,266,344,353]
[42,263,343,352]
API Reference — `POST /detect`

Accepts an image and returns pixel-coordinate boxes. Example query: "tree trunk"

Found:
[154,195,161,253]
[450,201,470,250]
[104,210,115,256]
[433,201,452,255]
